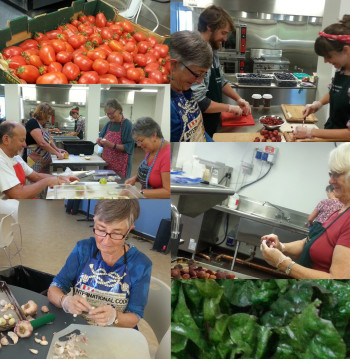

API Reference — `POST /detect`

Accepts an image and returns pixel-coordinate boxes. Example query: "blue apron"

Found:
[74,245,130,324]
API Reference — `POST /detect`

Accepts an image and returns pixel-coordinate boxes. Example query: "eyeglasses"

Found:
[135,137,146,145]
[105,109,117,117]
[180,62,207,79]
[93,227,131,240]
[328,171,344,179]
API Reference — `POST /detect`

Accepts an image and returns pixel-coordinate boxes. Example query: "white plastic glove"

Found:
[261,234,285,252]
[88,305,117,326]
[294,126,313,139]
[260,240,291,269]
[227,104,242,116]
[302,101,322,118]
[237,98,251,115]
[62,295,92,315]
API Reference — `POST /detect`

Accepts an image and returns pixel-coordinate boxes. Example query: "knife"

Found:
[76,170,96,179]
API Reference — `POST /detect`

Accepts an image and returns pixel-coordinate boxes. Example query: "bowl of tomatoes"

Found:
[259,115,285,130]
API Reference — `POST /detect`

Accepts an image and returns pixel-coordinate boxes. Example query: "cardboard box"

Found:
[0,0,169,84]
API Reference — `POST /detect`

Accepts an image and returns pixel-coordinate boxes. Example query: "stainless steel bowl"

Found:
[259,115,285,130]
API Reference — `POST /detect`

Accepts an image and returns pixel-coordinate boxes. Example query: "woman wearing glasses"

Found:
[125,117,170,199]
[24,102,67,173]
[48,200,152,328]
[96,99,134,178]
[260,142,350,279]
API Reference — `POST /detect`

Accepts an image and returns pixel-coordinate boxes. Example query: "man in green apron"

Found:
[192,5,251,138]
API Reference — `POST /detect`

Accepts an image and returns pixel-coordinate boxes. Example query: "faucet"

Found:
[262,201,290,222]
[171,204,182,259]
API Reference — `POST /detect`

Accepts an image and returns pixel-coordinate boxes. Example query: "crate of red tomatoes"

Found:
[0,0,169,84]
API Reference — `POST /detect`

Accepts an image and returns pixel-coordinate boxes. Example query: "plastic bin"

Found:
[273,72,298,87]
[236,73,273,86]
[0,266,54,295]
[63,141,95,155]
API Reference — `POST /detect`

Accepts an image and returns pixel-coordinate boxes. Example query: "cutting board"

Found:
[46,324,151,359]
[221,112,255,127]
[283,131,349,142]
[281,104,318,123]
[213,132,285,142]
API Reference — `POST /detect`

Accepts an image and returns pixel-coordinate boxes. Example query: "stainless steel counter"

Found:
[171,183,236,195]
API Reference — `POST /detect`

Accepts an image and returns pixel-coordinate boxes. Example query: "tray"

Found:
[0,281,26,331]
[52,183,144,199]
[273,72,298,87]
[46,324,151,359]
[235,73,273,86]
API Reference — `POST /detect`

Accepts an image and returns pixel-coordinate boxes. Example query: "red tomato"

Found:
[87,15,96,24]
[154,44,169,58]
[36,72,68,84]
[38,65,48,75]
[62,26,76,39]
[62,62,80,81]
[78,14,87,22]
[19,39,39,50]
[33,32,48,42]
[121,21,134,33]
[162,74,169,83]
[100,27,114,40]
[72,48,85,59]
[96,13,107,28]
[56,51,73,64]
[17,65,40,83]
[108,40,124,52]
[39,45,56,65]
[123,62,135,70]
[71,19,80,27]
[78,71,99,84]
[121,51,133,63]
[99,74,118,84]
[139,78,157,84]
[147,70,163,84]
[119,77,136,84]
[108,63,126,78]
[133,32,147,42]
[8,56,26,69]
[48,62,63,73]
[107,52,123,65]
[79,24,94,36]
[146,36,158,47]
[22,49,40,57]
[2,46,23,59]
[89,33,103,46]
[145,53,157,64]
[26,54,44,68]
[133,54,147,67]
[126,67,142,82]
[50,39,67,53]
[109,24,123,36]
[97,44,113,54]
[45,29,63,40]
[65,43,74,53]
[92,59,109,75]
[137,41,152,54]
[87,49,107,60]
[124,42,136,53]
[68,34,86,49]
[119,38,127,46]
[145,62,160,73]
[148,48,160,59]
[74,54,93,71]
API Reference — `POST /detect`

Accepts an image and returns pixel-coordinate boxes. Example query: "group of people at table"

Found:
[170,5,350,142]
[0,99,170,199]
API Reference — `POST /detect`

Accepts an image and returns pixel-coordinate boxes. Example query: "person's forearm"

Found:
[142,188,170,199]
[115,144,126,152]
[203,100,232,114]
[283,239,306,260]
[5,177,53,199]
[47,286,66,308]
[116,312,139,328]
[278,260,332,279]
[309,128,350,140]
[318,92,330,106]
[222,83,242,102]
[37,141,60,155]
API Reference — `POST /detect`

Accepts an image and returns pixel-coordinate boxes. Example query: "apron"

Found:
[102,122,129,178]
[74,117,84,139]
[298,206,350,268]
[74,245,131,325]
[13,162,25,185]
[137,139,165,189]
[202,65,223,138]
[325,70,350,129]
[26,122,52,173]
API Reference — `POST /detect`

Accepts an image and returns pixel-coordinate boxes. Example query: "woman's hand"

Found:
[227,105,242,116]
[237,99,251,115]
[125,176,137,185]
[62,295,92,315]
[302,101,323,118]
[261,234,284,251]
[260,240,290,269]
[294,126,313,139]
[88,305,116,326]
[58,149,68,154]
[102,139,114,148]
[96,137,103,146]
[56,152,64,160]
[61,176,80,183]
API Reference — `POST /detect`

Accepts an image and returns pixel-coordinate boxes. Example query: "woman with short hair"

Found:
[96,99,134,178]
[125,117,170,199]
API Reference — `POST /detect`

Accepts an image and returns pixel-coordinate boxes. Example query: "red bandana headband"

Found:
[319,31,350,45]
[71,110,79,113]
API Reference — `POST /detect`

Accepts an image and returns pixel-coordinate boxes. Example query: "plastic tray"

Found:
[0,281,26,331]
[273,72,298,87]
[236,73,273,85]
[52,183,144,199]
[62,141,95,155]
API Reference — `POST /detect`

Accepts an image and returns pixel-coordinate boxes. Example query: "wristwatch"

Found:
[140,189,144,195]
[285,261,295,275]
[114,310,119,326]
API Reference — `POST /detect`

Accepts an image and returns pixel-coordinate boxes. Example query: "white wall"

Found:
[176,142,338,213]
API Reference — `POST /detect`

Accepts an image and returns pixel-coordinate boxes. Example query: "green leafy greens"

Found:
[171,279,350,359]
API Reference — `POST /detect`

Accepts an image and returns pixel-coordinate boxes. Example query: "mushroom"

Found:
[21,300,38,316]
[14,320,33,338]
[41,306,49,313]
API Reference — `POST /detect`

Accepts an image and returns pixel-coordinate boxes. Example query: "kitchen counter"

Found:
[50,154,107,171]
[171,183,236,195]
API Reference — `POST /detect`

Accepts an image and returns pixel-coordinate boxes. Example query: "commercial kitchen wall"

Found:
[175,142,336,214]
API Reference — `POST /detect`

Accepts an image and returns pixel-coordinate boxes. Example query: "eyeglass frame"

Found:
[328,171,344,179]
[180,62,207,79]
[105,109,118,117]
[93,227,131,241]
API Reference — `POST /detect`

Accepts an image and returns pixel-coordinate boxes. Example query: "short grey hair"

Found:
[328,143,350,181]
[105,98,123,113]
[131,117,163,139]
[94,199,140,227]
[170,30,213,69]
[0,121,20,144]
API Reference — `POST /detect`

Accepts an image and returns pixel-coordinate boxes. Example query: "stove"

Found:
[250,49,290,74]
